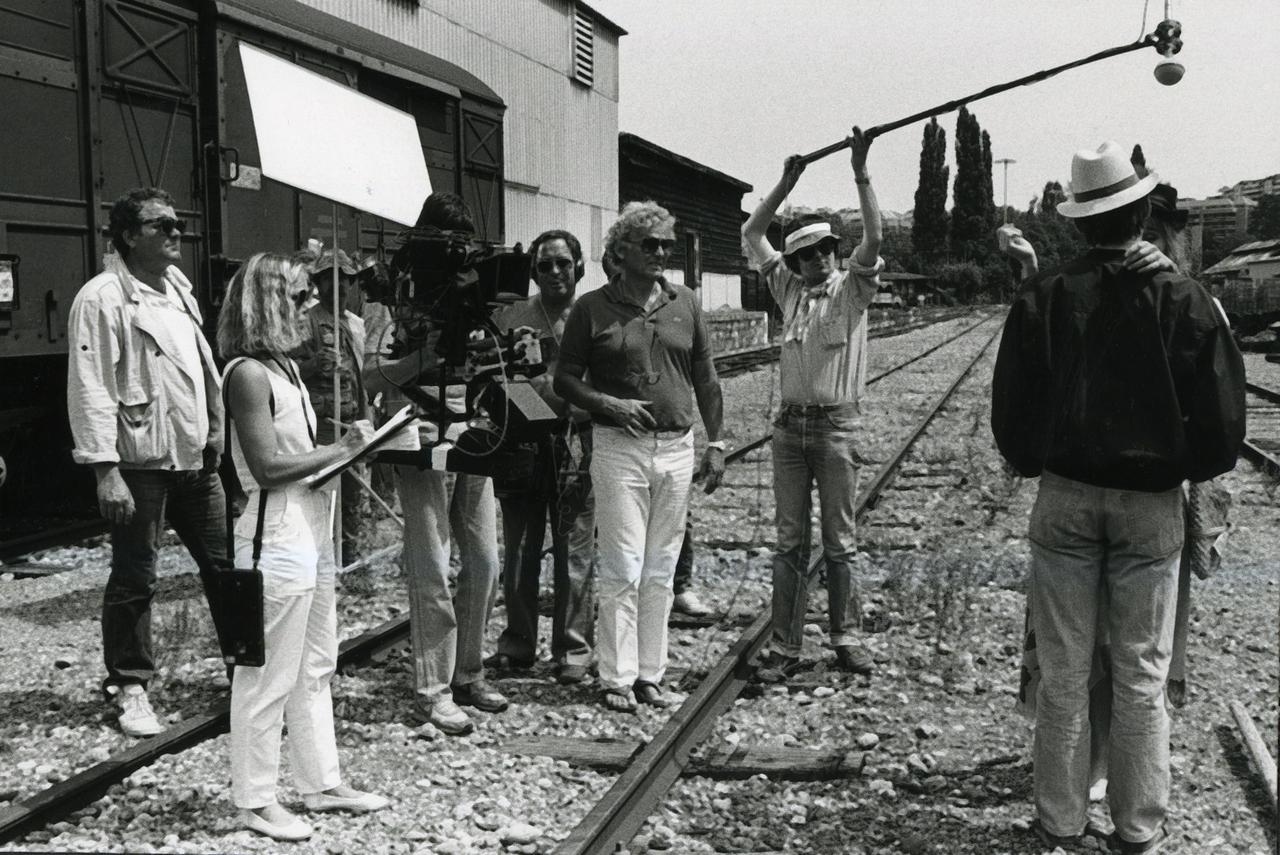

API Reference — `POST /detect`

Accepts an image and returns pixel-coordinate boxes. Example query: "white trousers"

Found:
[230,489,341,809]
[590,427,693,690]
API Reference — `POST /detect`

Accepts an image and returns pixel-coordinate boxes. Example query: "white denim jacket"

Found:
[67,255,222,470]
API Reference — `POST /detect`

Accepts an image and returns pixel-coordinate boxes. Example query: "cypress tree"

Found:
[911,118,949,261]
[981,129,996,229]
[950,107,987,262]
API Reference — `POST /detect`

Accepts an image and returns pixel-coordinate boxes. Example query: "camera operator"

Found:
[486,229,596,686]
[362,192,506,737]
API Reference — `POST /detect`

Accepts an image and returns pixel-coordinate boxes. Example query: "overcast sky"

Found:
[589,0,1280,215]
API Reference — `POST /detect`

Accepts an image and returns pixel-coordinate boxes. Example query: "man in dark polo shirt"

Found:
[555,199,725,713]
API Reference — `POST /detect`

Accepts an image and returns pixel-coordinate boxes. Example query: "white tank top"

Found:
[224,356,317,494]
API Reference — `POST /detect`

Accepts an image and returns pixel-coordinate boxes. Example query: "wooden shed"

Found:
[618,133,752,309]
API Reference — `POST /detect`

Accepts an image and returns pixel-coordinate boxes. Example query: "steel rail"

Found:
[724,314,998,466]
[1242,381,1280,478]
[0,615,409,844]
[0,519,108,565]
[556,325,1002,855]
[0,311,993,844]
[711,309,973,381]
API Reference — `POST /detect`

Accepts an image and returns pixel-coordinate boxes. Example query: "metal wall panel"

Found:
[290,0,620,229]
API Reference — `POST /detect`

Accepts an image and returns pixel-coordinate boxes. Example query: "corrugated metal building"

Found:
[292,0,625,283]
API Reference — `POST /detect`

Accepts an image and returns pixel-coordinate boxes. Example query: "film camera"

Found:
[358,227,559,477]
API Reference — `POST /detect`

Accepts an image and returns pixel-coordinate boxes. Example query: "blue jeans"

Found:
[104,468,227,689]
[1029,471,1182,844]
[770,403,863,657]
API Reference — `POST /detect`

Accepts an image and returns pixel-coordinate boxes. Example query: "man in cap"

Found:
[991,141,1245,853]
[740,128,883,682]
[291,244,368,567]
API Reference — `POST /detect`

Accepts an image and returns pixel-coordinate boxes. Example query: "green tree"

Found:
[1040,181,1066,215]
[981,129,996,233]
[912,117,949,262]
[1248,194,1280,241]
[950,107,988,262]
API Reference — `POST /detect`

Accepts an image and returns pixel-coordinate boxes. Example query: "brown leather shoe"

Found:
[452,680,509,713]
[833,644,874,675]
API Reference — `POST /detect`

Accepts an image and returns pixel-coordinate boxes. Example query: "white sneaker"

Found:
[114,684,163,738]
[672,590,712,617]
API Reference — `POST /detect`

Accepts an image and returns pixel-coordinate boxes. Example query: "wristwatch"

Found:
[706,440,726,451]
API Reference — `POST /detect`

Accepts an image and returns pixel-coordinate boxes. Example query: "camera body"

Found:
[362,230,559,476]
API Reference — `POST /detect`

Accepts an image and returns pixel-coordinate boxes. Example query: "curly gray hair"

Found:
[603,200,676,266]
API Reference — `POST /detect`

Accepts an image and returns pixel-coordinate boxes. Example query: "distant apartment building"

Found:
[1219,174,1280,202]
[1177,194,1256,263]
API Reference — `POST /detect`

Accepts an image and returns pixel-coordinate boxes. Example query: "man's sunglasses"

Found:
[139,216,186,235]
[792,239,838,262]
[535,258,575,274]
[631,237,676,254]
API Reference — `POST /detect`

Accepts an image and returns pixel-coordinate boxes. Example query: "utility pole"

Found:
[994,158,1016,224]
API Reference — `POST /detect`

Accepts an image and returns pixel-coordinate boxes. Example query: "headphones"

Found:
[528,230,585,284]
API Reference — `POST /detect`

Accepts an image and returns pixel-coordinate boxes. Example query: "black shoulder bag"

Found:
[215,357,269,667]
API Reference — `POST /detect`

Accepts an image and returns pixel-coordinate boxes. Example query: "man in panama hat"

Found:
[991,141,1245,853]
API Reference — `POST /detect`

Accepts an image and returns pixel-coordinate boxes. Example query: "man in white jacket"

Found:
[68,187,226,737]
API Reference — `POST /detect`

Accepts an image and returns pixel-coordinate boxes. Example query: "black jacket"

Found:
[991,248,1245,492]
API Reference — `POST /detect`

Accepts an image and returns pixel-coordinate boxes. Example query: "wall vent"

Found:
[572,6,594,86]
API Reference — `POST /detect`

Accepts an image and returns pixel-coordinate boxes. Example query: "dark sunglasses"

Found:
[291,285,318,308]
[792,239,838,262]
[632,237,676,254]
[139,216,186,235]
[535,258,575,274]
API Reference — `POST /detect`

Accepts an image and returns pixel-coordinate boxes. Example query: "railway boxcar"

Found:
[0,0,505,518]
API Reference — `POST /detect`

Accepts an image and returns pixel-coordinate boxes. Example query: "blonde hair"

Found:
[216,252,307,358]
[604,200,676,265]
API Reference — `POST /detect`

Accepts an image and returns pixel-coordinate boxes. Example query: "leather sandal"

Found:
[633,681,671,708]
[601,688,637,713]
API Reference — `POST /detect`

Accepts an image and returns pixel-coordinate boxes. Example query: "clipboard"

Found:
[304,404,418,489]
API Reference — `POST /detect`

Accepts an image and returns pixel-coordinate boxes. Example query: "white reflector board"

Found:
[238,42,431,225]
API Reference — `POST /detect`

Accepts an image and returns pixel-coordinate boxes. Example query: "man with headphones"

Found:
[486,230,596,686]
[741,128,884,683]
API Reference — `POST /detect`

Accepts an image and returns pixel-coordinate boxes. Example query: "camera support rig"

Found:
[362,231,560,478]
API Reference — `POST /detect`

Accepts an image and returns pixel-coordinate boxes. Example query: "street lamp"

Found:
[994,157,1016,224]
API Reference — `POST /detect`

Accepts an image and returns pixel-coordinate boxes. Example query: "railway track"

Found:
[0,309,982,572]
[553,323,1002,853]
[0,310,995,848]
[1242,380,1280,477]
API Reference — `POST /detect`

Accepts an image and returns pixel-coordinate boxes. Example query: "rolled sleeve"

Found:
[843,256,885,315]
[67,290,123,465]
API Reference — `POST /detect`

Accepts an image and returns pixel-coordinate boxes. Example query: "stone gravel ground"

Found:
[634,339,1279,855]
[3,312,1274,854]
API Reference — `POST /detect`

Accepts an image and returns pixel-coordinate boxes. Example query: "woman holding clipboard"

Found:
[217,252,388,841]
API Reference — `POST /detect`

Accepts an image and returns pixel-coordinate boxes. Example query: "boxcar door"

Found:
[94,0,204,296]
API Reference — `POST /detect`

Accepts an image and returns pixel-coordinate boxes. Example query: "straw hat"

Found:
[1057,141,1159,219]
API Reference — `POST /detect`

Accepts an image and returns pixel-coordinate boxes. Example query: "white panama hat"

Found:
[1056,140,1160,219]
